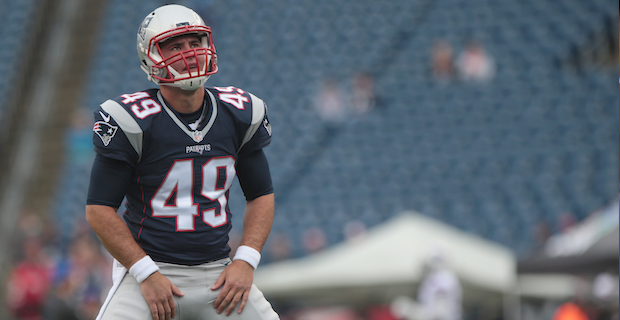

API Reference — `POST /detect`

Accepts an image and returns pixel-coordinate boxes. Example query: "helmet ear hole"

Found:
[153,66,168,79]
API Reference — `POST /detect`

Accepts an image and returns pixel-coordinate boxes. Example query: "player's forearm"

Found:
[85,204,147,268]
[240,193,274,252]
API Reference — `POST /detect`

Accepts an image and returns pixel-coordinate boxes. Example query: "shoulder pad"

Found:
[240,92,266,149]
[100,99,144,161]
[208,86,268,153]
[210,86,264,123]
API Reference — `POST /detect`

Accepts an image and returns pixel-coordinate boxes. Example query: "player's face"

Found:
[159,34,207,78]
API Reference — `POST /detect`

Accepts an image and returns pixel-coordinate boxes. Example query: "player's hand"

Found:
[211,260,254,316]
[141,271,185,320]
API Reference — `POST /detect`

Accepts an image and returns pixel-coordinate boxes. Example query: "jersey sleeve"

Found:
[237,93,272,157]
[92,100,143,165]
[86,153,134,207]
[236,149,273,200]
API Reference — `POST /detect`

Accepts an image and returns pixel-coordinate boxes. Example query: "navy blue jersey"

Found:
[91,86,271,265]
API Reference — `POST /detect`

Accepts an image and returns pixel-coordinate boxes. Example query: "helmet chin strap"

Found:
[157,64,208,90]
[159,77,209,91]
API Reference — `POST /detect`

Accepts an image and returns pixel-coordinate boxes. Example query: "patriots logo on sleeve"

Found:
[94,121,118,146]
[263,118,272,136]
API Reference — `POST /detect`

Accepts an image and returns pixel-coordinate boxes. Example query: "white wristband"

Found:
[233,245,261,269]
[129,256,159,283]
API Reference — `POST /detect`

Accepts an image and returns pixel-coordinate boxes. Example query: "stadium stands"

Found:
[50,0,618,259]
[0,0,41,132]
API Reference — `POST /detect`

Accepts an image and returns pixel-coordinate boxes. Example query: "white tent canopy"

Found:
[518,200,619,275]
[255,212,516,306]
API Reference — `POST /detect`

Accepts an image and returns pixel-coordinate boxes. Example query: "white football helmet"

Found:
[137,4,218,90]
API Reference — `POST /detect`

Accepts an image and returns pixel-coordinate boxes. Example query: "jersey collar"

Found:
[157,89,218,143]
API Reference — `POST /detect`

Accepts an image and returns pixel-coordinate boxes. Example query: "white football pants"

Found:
[100,258,280,320]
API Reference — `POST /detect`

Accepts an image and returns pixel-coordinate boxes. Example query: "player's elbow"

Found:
[85,205,98,226]
[85,204,117,226]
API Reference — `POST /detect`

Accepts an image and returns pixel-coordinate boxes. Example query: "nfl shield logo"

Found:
[193,131,203,143]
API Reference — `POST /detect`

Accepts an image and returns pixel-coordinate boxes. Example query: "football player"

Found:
[86,4,279,320]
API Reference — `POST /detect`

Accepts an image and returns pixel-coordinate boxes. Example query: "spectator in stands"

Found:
[557,212,577,233]
[349,72,376,116]
[6,211,61,320]
[66,108,96,165]
[456,39,495,82]
[416,247,462,320]
[343,219,367,243]
[533,220,551,249]
[266,232,292,262]
[302,227,327,254]
[553,276,596,320]
[591,271,618,320]
[431,40,455,84]
[67,228,111,320]
[43,224,111,320]
[6,236,52,320]
[43,261,80,320]
[552,300,590,320]
[315,77,347,123]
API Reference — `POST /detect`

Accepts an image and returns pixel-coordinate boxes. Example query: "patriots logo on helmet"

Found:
[94,121,118,146]
[138,15,154,41]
